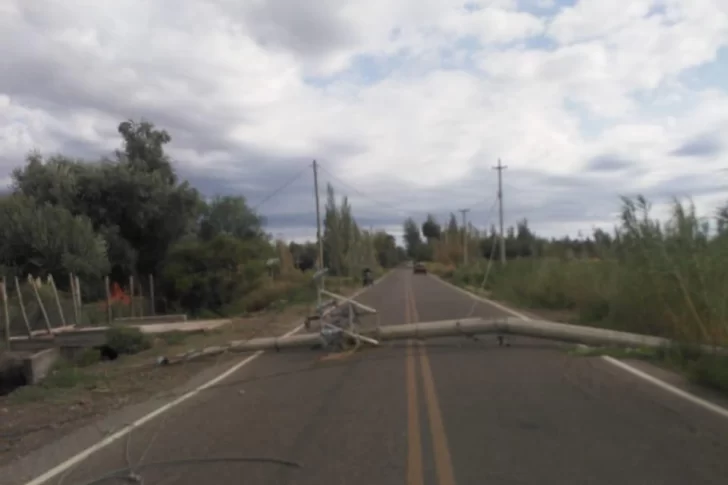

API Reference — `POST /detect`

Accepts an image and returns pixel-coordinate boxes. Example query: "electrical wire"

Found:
[250,165,311,211]
[464,195,500,319]
[77,456,302,485]
[317,162,495,220]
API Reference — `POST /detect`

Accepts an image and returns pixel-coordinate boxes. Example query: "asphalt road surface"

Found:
[17,269,728,484]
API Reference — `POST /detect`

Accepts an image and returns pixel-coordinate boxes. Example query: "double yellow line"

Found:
[404,277,456,485]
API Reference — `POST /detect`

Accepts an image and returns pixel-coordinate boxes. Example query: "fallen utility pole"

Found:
[162,317,727,365]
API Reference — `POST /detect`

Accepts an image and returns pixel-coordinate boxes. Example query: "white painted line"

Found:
[430,272,728,421]
[602,356,728,420]
[22,271,393,485]
[427,273,532,320]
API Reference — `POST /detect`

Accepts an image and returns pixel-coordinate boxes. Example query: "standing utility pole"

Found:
[458,208,470,265]
[493,159,508,265]
[312,160,324,269]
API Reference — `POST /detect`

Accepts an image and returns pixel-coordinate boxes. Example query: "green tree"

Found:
[403,217,423,259]
[200,196,264,241]
[421,214,442,241]
[0,194,110,282]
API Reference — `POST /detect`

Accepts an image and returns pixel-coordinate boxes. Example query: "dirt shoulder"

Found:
[0,302,317,467]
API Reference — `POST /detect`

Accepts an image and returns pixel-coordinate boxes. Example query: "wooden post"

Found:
[105,276,112,324]
[69,273,79,325]
[129,275,135,318]
[75,275,82,310]
[137,278,145,317]
[14,276,32,337]
[1,278,9,345]
[149,274,155,316]
[28,274,53,334]
[47,274,67,327]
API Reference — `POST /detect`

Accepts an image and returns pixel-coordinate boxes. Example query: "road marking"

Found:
[22,271,395,485]
[405,342,424,485]
[409,278,456,485]
[429,272,728,421]
[602,356,728,420]
[427,273,532,320]
[404,276,424,485]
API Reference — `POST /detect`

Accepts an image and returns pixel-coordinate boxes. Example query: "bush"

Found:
[105,326,152,355]
[438,198,728,347]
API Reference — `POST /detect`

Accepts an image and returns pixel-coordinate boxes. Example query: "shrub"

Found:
[105,326,152,355]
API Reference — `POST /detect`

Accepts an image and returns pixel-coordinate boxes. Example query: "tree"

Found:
[0,194,110,283]
[161,234,271,315]
[200,196,264,241]
[373,231,401,268]
[403,217,422,259]
[421,214,442,241]
[116,119,176,184]
[11,122,204,279]
[289,242,317,271]
[323,184,343,275]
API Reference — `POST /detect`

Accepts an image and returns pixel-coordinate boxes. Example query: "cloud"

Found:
[670,132,723,157]
[585,154,634,172]
[1,0,728,242]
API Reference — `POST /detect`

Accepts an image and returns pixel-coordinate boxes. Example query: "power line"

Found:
[317,162,495,222]
[250,165,310,211]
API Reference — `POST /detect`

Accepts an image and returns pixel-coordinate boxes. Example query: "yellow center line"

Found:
[405,277,424,485]
[409,277,457,485]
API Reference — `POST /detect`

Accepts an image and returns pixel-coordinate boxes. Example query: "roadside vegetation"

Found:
[403,197,728,395]
[0,119,405,397]
[0,119,404,333]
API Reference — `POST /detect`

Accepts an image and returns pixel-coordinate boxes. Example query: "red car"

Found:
[413,262,427,274]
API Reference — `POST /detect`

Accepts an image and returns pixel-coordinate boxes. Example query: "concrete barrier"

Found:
[113,314,188,325]
[22,348,60,385]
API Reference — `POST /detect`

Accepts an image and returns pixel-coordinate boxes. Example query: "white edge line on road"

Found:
[23,271,394,485]
[428,272,728,421]
[601,356,728,420]
[426,273,532,321]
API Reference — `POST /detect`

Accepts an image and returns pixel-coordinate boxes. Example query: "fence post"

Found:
[14,276,32,337]
[47,275,67,328]
[1,278,9,346]
[69,273,79,325]
[28,274,53,334]
[149,274,155,316]
[75,275,82,313]
[129,275,135,318]
[104,276,112,324]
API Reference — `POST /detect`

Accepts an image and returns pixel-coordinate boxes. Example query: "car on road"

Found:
[413,262,427,274]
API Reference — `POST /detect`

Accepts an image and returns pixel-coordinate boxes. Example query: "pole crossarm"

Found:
[319,289,378,314]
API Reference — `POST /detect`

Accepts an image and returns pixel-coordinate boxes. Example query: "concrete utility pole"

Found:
[458,208,470,265]
[312,160,325,308]
[312,160,324,271]
[493,159,507,265]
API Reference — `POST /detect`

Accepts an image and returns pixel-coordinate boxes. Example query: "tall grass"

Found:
[436,198,728,344]
[434,198,728,392]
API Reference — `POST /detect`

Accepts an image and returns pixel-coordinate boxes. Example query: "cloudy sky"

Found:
[1,0,727,242]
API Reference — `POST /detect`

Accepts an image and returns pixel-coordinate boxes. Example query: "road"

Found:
[14,269,728,484]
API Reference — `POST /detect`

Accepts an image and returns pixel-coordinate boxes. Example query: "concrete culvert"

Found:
[0,352,29,396]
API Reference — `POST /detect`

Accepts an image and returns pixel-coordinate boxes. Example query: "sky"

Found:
[1,0,727,242]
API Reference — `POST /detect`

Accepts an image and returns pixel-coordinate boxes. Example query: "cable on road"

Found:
[77,456,302,485]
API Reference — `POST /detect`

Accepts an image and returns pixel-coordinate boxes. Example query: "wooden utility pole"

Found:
[493,159,508,265]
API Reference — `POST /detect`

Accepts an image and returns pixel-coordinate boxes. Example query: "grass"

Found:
[428,197,728,395]
[1,274,366,404]
[7,359,103,404]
